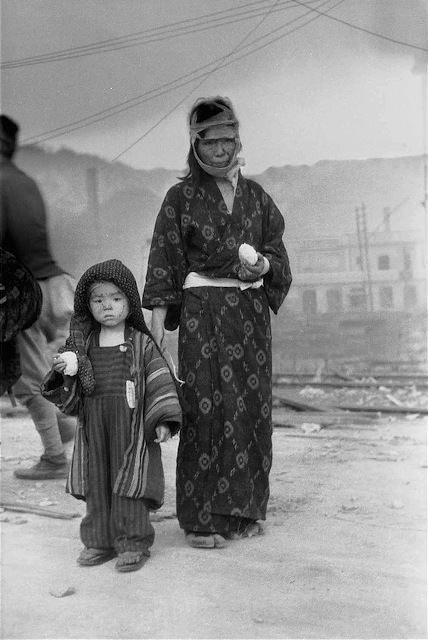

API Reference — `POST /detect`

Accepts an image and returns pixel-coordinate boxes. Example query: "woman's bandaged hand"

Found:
[53,351,78,376]
[238,245,270,281]
[238,243,258,266]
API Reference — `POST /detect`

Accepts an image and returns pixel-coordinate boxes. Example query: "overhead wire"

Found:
[2,0,286,65]
[111,0,285,161]
[2,0,323,68]
[290,0,428,52]
[22,0,341,145]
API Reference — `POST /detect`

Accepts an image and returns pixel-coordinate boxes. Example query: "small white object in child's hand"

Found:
[61,351,78,376]
[238,243,258,266]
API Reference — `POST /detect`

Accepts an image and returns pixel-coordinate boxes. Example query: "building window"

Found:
[403,251,413,275]
[349,287,366,310]
[403,285,417,308]
[302,289,317,315]
[379,286,394,309]
[378,255,390,270]
[326,288,343,312]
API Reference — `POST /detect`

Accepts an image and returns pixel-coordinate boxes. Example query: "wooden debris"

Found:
[274,378,428,389]
[273,410,376,428]
[49,586,76,598]
[272,373,428,389]
[272,392,328,413]
[273,390,427,416]
[385,393,405,407]
[0,501,80,520]
[327,366,358,382]
[331,403,428,415]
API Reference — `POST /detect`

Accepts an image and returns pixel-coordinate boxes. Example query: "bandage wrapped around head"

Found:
[188,96,243,179]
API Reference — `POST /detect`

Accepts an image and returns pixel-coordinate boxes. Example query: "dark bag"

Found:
[0,248,43,394]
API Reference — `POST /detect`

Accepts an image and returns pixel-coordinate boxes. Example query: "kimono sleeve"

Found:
[143,337,182,442]
[260,190,292,314]
[142,185,187,331]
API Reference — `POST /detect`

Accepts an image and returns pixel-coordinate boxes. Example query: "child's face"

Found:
[89,281,130,328]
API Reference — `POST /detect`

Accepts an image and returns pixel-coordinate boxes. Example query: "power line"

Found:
[22,0,342,145]
[290,0,428,52]
[2,0,322,69]
[112,0,284,161]
[2,0,279,65]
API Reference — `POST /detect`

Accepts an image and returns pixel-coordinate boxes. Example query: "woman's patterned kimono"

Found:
[142,171,292,533]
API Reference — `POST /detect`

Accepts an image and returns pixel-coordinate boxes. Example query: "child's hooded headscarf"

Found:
[74,259,148,333]
[63,259,150,395]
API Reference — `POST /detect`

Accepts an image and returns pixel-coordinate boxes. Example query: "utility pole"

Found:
[382,206,391,232]
[86,166,100,258]
[355,203,374,312]
[423,151,428,314]
[86,166,99,227]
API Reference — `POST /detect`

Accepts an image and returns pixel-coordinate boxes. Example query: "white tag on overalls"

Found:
[126,380,136,409]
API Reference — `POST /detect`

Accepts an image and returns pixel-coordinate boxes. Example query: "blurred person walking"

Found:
[0,114,76,480]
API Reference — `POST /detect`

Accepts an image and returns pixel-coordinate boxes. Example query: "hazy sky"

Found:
[1,0,427,173]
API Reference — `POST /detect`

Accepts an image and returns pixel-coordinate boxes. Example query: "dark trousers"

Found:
[80,490,154,553]
[81,395,155,553]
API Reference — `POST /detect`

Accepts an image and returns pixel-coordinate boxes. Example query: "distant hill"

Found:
[255,156,425,242]
[15,145,426,285]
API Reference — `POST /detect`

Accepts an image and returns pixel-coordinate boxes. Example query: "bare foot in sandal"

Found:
[115,550,149,573]
[77,547,116,566]
[185,532,228,548]
[229,521,264,540]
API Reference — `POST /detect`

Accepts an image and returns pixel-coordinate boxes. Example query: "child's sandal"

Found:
[77,547,116,566]
[115,550,149,573]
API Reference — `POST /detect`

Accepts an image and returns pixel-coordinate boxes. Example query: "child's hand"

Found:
[154,424,171,443]
[52,354,67,374]
[53,351,78,376]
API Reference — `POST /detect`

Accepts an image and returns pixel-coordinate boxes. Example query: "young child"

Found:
[42,259,182,572]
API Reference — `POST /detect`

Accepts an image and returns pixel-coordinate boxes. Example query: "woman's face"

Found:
[196,125,236,168]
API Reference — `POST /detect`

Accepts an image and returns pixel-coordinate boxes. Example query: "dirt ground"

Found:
[1,396,426,640]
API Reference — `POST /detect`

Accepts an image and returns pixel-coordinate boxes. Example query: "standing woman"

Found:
[142,96,292,548]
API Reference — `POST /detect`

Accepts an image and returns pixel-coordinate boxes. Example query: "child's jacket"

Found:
[43,329,181,509]
[41,258,182,510]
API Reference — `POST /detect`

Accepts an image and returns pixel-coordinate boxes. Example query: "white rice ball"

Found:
[238,243,258,266]
[61,351,78,376]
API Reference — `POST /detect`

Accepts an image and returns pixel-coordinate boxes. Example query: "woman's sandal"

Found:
[230,521,264,540]
[213,533,228,548]
[77,547,116,566]
[185,532,228,549]
[115,550,149,573]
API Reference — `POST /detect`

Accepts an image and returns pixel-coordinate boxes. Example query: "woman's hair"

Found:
[190,98,231,126]
[0,114,18,159]
[180,145,206,182]
[180,97,234,182]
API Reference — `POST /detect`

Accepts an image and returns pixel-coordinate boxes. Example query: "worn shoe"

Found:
[186,532,215,548]
[14,455,69,480]
[185,532,228,549]
[77,547,116,566]
[115,550,150,573]
[213,533,228,548]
